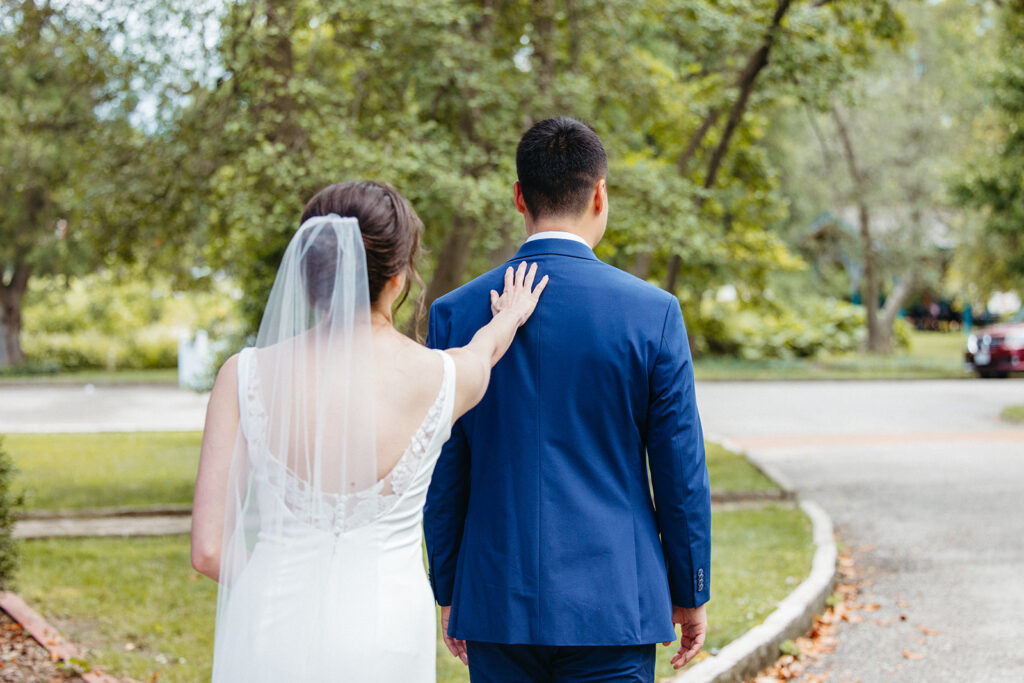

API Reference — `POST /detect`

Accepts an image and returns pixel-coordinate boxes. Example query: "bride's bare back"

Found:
[371,331,446,480]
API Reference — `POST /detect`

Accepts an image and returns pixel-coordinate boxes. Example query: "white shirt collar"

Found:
[525,231,590,247]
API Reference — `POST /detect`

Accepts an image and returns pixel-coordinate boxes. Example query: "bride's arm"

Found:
[446,261,548,421]
[190,354,241,581]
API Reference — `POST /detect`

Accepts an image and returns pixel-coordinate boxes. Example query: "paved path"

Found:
[13,515,192,539]
[696,379,1024,683]
[0,384,209,432]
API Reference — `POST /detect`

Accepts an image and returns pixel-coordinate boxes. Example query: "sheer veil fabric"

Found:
[211,215,392,680]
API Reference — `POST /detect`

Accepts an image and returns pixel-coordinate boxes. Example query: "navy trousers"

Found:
[465,641,656,682]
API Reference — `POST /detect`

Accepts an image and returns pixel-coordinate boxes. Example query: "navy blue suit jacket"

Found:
[424,238,711,646]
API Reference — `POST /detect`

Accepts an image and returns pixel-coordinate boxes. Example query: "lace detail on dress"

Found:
[240,348,451,534]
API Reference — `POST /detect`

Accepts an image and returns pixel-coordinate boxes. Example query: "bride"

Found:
[190,180,547,681]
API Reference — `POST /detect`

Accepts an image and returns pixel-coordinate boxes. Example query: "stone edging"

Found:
[18,504,193,520]
[0,591,120,683]
[667,437,838,683]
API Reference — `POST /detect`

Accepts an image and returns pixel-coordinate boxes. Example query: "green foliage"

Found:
[18,271,242,371]
[0,437,21,589]
[691,297,877,360]
[0,0,149,365]
[950,1,1024,293]
[142,0,910,341]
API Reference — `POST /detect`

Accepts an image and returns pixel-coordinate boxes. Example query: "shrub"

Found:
[0,437,20,590]
[688,297,909,360]
[22,330,179,371]
[19,271,243,372]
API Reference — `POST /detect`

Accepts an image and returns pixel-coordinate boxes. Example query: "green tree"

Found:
[161,0,910,346]
[771,0,990,352]
[0,0,141,367]
[951,0,1024,296]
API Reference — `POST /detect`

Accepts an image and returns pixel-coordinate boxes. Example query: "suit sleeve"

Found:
[647,299,711,608]
[423,301,472,607]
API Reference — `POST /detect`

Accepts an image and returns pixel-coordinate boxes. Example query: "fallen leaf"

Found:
[862,603,882,611]
[871,619,893,627]
[902,650,925,660]
[919,626,940,636]
[897,600,909,608]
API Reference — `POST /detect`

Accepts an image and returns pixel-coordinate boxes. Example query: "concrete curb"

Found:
[668,436,837,683]
[0,591,120,682]
[18,504,193,520]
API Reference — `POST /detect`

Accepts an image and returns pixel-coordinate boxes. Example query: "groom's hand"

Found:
[664,603,707,669]
[440,606,468,665]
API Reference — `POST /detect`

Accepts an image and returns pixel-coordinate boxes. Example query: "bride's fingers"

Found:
[516,261,527,287]
[524,262,538,290]
[532,274,549,298]
[504,266,514,294]
[490,289,499,310]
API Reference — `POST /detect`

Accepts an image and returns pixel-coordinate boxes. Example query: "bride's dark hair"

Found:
[300,181,424,314]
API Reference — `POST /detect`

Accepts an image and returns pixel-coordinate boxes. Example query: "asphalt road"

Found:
[696,379,1024,683]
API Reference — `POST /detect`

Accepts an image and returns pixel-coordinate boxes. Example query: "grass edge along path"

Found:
[1000,404,1024,424]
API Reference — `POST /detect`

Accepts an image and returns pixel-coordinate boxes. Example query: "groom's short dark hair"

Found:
[516,117,607,220]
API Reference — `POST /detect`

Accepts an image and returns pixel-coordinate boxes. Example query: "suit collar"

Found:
[511,238,599,262]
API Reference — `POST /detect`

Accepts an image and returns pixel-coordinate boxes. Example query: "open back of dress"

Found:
[211,216,455,682]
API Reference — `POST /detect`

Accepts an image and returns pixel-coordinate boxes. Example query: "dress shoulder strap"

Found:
[433,348,457,431]
[236,347,256,438]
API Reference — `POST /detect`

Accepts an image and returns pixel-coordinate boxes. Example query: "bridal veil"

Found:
[212,214,386,679]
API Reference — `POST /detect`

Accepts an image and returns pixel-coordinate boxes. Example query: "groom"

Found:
[424,117,710,681]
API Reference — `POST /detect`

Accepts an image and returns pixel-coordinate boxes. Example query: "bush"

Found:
[19,271,243,372]
[22,329,179,371]
[689,297,909,360]
[0,437,20,590]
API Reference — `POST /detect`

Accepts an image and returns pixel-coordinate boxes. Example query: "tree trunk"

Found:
[0,265,31,368]
[875,272,917,353]
[409,217,476,338]
[830,101,889,353]
[665,0,794,293]
[629,252,654,280]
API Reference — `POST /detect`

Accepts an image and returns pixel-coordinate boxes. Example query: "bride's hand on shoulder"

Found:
[447,262,549,423]
[489,261,549,326]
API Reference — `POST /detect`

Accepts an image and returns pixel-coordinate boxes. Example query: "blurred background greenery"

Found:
[1,0,1022,374]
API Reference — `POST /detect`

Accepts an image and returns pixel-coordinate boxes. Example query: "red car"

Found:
[965,312,1024,378]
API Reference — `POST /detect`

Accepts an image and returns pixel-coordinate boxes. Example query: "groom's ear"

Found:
[592,178,607,215]
[513,181,529,216]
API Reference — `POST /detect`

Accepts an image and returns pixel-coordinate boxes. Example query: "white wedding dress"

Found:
[210,347,455,682]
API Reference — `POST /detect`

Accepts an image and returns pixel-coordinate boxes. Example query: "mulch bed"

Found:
[0,610,81,682]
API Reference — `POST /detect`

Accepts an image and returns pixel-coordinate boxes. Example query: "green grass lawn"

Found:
[5,432,201,511]
[706,442,777,492]
[19,503,811,683]
[1001,404,1024,424]
[7,434,770,514]
[0,367,178,385]
[694,330,971,381]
